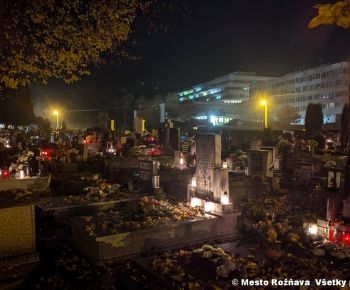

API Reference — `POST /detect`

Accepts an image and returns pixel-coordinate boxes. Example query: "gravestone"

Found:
[260,146,277,164]
[343,199,350,220]
[250,139,261,150]
[77,144,88,161]
[247,149,273,177]
[0,205,36,256]
[296,162,314,180]
[196,134,221,169]
[195,134,228,203]
[174,150,183,166]
[138,160,158,181]
[169,128,180,151]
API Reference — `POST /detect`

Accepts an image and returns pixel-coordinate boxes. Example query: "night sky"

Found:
[31,0,350,127]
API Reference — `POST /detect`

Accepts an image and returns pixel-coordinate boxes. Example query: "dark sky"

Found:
[31,0,350,125]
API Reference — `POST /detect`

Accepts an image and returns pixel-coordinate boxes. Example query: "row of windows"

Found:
[275,91,346,105]
[221,93,248,99]
[271,79,346,95]
[294,105,308,111]
[289,102,335,112]
[210,78,257,88]
[323,102,336,110]
[224,86,250,91]
[268,68,348,88]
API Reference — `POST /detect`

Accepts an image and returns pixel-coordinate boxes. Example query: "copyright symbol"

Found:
[232,279,239,286]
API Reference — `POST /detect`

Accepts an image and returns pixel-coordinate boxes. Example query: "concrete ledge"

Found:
[48,162,78,173]
[36,196,143,220]
[71,213,239,263]
[0,205,36,257]
[0,175,51,192]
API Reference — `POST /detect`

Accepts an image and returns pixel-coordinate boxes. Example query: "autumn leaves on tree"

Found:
[0,0,161,90]
[308,0,350,29]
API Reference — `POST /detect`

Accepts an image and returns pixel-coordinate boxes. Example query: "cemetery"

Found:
[2,1,350,288]
[0,122,350,289]
[1,126,350,289]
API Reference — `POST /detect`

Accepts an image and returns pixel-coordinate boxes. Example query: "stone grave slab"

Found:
[0,175,51,192]
[192,133,232,213]
[0,205,36,257]
[49,162,78,173]
[138,159,158,181]
[247,149,273,177]
[343,199,350,220]
[71,213,239,262]
[196,133,221,169]
[106,157,139,171]
[36,195,143,220]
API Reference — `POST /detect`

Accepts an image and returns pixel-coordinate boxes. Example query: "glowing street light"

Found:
[53,110,59,129]
[260,99,268,128]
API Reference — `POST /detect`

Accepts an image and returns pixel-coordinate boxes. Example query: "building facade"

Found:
[176,72,273,126]
[250,62,350,125]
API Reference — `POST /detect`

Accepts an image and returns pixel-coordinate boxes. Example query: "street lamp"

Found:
[53,110,59,129]
[260,99,268,128]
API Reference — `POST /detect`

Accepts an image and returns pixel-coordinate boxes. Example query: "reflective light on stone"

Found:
[204,200,215,213]
[190,197,202,208]
[221,194,229,205]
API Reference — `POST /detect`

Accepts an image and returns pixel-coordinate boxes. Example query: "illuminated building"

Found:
[250,61,350,125]
[176,72,273,126]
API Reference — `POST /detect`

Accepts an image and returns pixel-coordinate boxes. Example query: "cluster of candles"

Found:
[190,176,230,213]
[307,223,350,246]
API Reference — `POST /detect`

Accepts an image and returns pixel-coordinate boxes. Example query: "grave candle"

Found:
[204,200,215,213]
[19,170,25,179]
[191,176,197,187]
[308,224,318,235]
[222,161,228,169]
[152,176,160,189]
[221,191,229,205]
